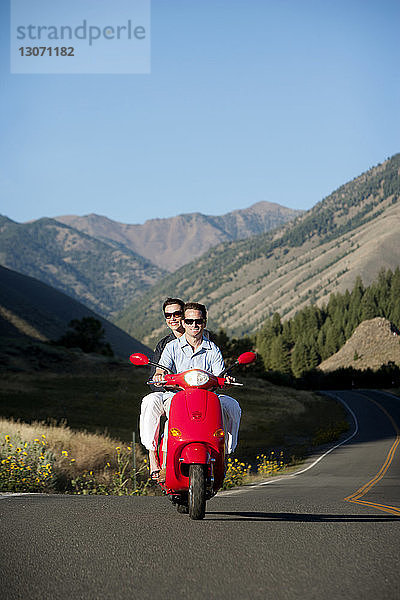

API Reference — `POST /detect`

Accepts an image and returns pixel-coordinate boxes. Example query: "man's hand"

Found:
[152,367,168,387]
[153,372,165,386]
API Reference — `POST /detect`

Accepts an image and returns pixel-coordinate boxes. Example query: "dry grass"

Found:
[0,418,147,491]
[231,376,347,460]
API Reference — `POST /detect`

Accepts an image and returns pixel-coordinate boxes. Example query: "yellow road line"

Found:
[347,499,400,516]
[344,395,400,516]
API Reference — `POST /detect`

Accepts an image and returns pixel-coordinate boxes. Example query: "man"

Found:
[152,302,242,481]
[139,298,185,478]
[148,297,185,390]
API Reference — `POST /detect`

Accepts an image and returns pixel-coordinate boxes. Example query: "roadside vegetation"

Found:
[0,343,349,494]
[0,416,347,495]
[0,419,149,495]
[4,266,398,494]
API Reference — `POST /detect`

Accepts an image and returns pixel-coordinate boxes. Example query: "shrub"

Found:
[0,419,149,495]
[0,434,55,493]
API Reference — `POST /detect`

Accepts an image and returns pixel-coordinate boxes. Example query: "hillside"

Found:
[116,153,400,346]
[56,201,302,271]
[318,318,400,372]
[0,217,165,318]
[0,265,149,358]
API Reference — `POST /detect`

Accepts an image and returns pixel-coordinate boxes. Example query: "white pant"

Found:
[139,391,241,454]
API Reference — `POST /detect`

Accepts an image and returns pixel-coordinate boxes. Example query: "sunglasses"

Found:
[184,318,205,325]
[165,310,183,319]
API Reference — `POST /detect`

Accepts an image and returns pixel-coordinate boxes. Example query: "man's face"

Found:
[184,308,206,340]
[164,303,184,333]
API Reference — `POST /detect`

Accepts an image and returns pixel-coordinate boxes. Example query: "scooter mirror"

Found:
[129,353,150,366]
[237,351,257,365]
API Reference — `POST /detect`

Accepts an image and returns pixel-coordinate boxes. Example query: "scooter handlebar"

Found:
[146,378,243,387]
[147,380,180,388]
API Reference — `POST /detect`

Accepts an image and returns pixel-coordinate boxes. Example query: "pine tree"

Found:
[256,318,274,370]
[255,267,400,377]
[308,344,320,370]
[271,312,283,336]
[291,340,309,378]
[324,321,341,356]
[270,335,292,374]
[389,267,400,328]
[348,276,364,329]
[360,288,379,320]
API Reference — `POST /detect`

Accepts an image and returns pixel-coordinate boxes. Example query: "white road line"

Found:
[373,390,400,401]
[222,392,359,495]
[0,493,32,500]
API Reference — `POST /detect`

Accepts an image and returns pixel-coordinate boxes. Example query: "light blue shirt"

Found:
[158,334,225,376]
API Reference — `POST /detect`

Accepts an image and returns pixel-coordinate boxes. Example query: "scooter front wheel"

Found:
[188,464,206,520]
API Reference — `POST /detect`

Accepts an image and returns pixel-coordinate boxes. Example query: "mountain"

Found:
[55,201,302,271]
[116,154,400,346]
[318,318,400,372]
[0,264,149,358]
[0,216,165,318]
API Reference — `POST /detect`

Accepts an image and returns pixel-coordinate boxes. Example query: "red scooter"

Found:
[130,351,256,520]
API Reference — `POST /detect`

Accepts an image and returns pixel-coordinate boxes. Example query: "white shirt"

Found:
[158,334,225,376]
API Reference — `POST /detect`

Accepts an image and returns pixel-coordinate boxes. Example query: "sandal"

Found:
[150,470,160,481]
[158,467,166,483]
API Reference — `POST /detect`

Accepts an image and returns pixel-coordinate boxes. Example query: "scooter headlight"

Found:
[184,371,210,386]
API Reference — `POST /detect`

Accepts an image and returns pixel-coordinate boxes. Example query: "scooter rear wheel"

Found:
[188,464,206,520]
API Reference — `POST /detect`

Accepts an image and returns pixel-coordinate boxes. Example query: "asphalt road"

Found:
[1,389,399,600]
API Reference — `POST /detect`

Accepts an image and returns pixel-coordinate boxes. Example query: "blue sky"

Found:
[0,0,399,225]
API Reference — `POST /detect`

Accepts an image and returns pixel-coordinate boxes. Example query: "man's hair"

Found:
[184,302,207,321]
[163,297,185,315]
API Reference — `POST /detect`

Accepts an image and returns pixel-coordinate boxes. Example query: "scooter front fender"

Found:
[180,443,210,465]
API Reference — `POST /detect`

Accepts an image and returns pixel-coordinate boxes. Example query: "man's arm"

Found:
[152,342,176,387]
[210,343,225,376]
[209,343,236,384]
[157,341,175,373]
